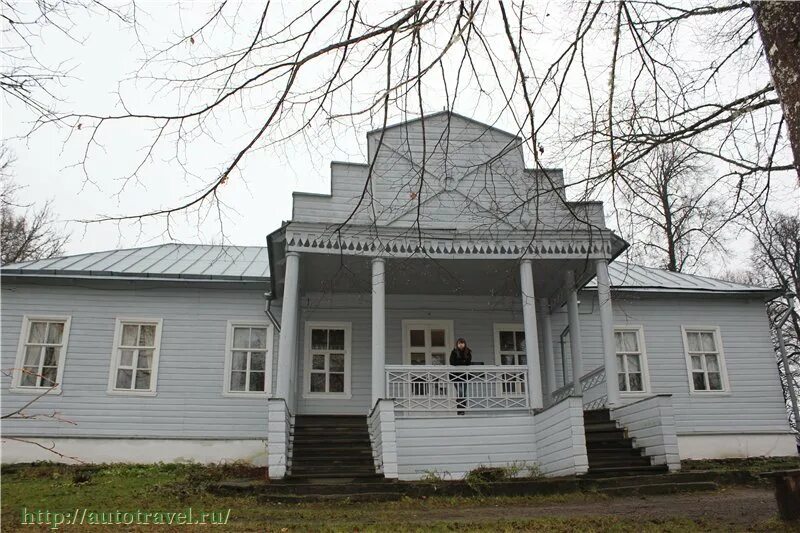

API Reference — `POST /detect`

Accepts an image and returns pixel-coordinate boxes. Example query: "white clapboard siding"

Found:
[1,282,279,439]
[394,413,537,480]
[534,397,589,476]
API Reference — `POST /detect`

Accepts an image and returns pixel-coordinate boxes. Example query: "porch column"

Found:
[538,298,556,401]
[276,251,300,402]
[519,259,544,409]
[565,270,584,396]
[596,259,620,407]
[371,257,386,406]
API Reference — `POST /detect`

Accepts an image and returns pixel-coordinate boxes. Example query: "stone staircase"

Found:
[584,408,668,477]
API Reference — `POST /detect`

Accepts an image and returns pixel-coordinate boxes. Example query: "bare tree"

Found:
[616,144,728,272]
[0,147,68,265]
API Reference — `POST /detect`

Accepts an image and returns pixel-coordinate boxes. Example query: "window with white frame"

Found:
[225,322,273,395]
[108,318,162,394]
[494,324,526,365]
[304,323,351,397]
[682,327,728,392]
[12,316,71,391]
[402,320,454,365]
[615,327,649,394]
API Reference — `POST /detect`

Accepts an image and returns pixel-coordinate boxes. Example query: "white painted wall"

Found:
[610,395,681,470]
[533,397,589,476]
[677,434,797,459]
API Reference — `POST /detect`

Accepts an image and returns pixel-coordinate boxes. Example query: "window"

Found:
[304,322,351,398]
[108,318,163,395]
[682,327,728,393]
[224,322,274,396]
[402,320,453,365]
[614,327,649,394]
[12,316,71,392]
[494,324,526,365]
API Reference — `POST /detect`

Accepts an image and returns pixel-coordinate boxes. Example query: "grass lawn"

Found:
[2,462,799,532]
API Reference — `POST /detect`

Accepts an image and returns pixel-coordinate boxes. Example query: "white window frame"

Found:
[401,320,454,365]
[107,317,163,396]
[614,325,651,396]
[493,323,527,365]
[11,315,72,394]
[681,325,730,394]
[223,321,274,397]
[303,321,352,399]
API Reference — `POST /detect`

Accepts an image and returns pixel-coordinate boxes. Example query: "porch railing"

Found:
[385,365,529,413]
[549,365,608,410]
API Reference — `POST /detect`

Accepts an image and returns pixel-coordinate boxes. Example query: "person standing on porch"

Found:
[450,338,472,415]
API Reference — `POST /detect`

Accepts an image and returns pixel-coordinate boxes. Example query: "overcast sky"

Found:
[3,2,798,275]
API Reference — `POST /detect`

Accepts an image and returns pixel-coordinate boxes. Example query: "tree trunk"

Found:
[753,1,800,183]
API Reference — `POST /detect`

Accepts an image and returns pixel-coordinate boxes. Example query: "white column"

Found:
[565,270,584,396]
[276,252,300,401]
[538,298,556,401]
[596,259,620,407]
[519,259,543,409]
[371,257,386,406]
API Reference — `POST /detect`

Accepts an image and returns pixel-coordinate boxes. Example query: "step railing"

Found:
[548,365,608,410]
[385,365,529,413]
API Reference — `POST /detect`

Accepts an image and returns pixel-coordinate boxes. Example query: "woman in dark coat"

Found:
[450,338,472,414]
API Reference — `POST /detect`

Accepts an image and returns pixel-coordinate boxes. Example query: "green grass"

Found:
[1,462,795,532]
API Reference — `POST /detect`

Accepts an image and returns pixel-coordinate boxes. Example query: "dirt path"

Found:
[394,488,779,529]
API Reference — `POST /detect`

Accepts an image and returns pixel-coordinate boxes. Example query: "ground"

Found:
[2,461,799,532]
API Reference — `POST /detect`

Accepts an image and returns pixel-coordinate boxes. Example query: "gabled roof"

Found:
[586,262,779,298]
[0,244,269,282]
[367,110,523,140]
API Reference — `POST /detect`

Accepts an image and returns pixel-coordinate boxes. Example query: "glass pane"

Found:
[616,353,624,370]
[249,371,265,392]
[24,345,41,366]
[137,350,153,369]
[515,331,526,351]
[329,373,344,393]
[693,372,707,391]
[518,354,527,365]
[430,329,445,347]
[250,352,266,371]
[46,322,64,344]
[329,353,344,372]
[500,354,515,365]
[116,368,133,389]
[614,331,623,352]
[686,332,701,352]
[431,353,446,365]
[311,329,328,350]
[328,329,345,350]
[28,322,47,343]
[618,373,627,391]
[708,372,722,390]
[312,354,325,370]
[40,366,58,386]
[410,352,426,365]
[409,329,425,347]
[499,331,515,351]
[623,332,639,352]
[119,349,134,367]
[310,372,326,392]
[134,370,151,390]
[233,327,250,349]
[700,332,716,352]
[691,355,702,370]
[230,371,246,391]
[627,354,641,372]
[43,346,59,366]
[705,354,720,372]
[121,325,138,346]
[20,368,37,386]
[250,328,267,349]
[629,373,643,391]
[232,351,247,371]
[139,325,156,347]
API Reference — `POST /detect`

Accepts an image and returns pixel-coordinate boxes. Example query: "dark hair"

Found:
[456,337,467,346]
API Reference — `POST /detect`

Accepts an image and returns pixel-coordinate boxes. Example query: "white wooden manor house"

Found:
[1,113,796,480]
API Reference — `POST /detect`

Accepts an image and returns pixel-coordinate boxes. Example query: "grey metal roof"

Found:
[586,262,777,296]
[0,244,269,282]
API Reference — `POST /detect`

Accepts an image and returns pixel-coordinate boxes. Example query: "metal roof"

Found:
[586,262,777,296]
[0,244,269,282]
